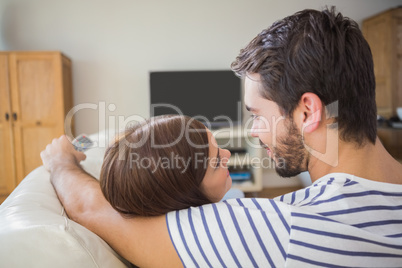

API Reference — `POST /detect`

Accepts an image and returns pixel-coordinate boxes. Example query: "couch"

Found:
[0,130,244,267]
[0,131,133,268]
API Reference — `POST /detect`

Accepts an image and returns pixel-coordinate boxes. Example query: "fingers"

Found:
[53,135,74,150]
[57,134,70,146]
[40,150,47,165]
[60,135,88,163]
[60,135,87,162]
[45,135,67,154]
[64,134,73,143]
[75,151,87,162]
[41,135,87,171]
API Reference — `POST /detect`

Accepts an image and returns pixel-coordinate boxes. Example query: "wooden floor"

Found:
[245,186,302,199]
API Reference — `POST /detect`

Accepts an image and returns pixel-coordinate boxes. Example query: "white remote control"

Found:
[72,134,93,152]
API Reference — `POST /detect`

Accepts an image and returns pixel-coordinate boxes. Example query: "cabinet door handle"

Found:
[12,113,17,121]
[5,113,9,121]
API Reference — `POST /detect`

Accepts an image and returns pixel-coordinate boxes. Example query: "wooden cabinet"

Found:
[0,52,73,202]
[377,126,402,160]
[363,7,402,118]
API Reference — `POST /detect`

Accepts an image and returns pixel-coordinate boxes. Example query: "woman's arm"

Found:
[41,136,182,268]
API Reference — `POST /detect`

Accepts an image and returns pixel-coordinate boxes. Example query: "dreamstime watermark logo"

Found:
[64,100,339,168]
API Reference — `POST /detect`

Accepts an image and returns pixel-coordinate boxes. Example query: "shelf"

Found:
[212,126,264,193]
[227,153,250,167]
[232,180,263,192]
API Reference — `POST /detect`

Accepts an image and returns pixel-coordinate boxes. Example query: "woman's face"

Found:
[200,130,232,202]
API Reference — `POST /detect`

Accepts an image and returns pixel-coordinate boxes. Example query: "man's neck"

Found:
[308,137,402,184]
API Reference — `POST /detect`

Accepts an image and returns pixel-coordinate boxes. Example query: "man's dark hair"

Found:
[232,6,377,146]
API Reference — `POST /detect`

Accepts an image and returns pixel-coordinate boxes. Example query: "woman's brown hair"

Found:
[100,115,212,217]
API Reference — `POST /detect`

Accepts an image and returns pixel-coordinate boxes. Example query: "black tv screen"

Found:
[150,70,242,128]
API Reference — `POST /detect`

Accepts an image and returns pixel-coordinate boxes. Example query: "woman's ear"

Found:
[294,93,323,133]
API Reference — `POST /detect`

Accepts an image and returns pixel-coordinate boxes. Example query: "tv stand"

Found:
[212,126,263,192]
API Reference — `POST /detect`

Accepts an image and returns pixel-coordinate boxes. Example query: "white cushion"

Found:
[0,131,131,268]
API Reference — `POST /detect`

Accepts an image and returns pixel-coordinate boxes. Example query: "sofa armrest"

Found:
[0,131,132,268]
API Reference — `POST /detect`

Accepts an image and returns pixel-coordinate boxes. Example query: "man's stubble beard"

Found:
[273,120,308,178]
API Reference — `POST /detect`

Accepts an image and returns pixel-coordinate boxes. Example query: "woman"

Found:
[100,115,232,217]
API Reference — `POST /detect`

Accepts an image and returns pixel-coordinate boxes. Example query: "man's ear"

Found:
[294,93,323,133]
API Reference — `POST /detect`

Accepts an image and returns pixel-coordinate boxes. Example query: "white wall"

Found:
[2,0,402,135]
[1,0,401,187]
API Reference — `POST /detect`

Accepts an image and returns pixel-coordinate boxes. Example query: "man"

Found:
[41,7,402,267]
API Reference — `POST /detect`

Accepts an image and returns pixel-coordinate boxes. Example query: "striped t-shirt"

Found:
[166,173,402,267]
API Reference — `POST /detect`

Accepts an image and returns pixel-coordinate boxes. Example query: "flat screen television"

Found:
[150,70,242,129]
